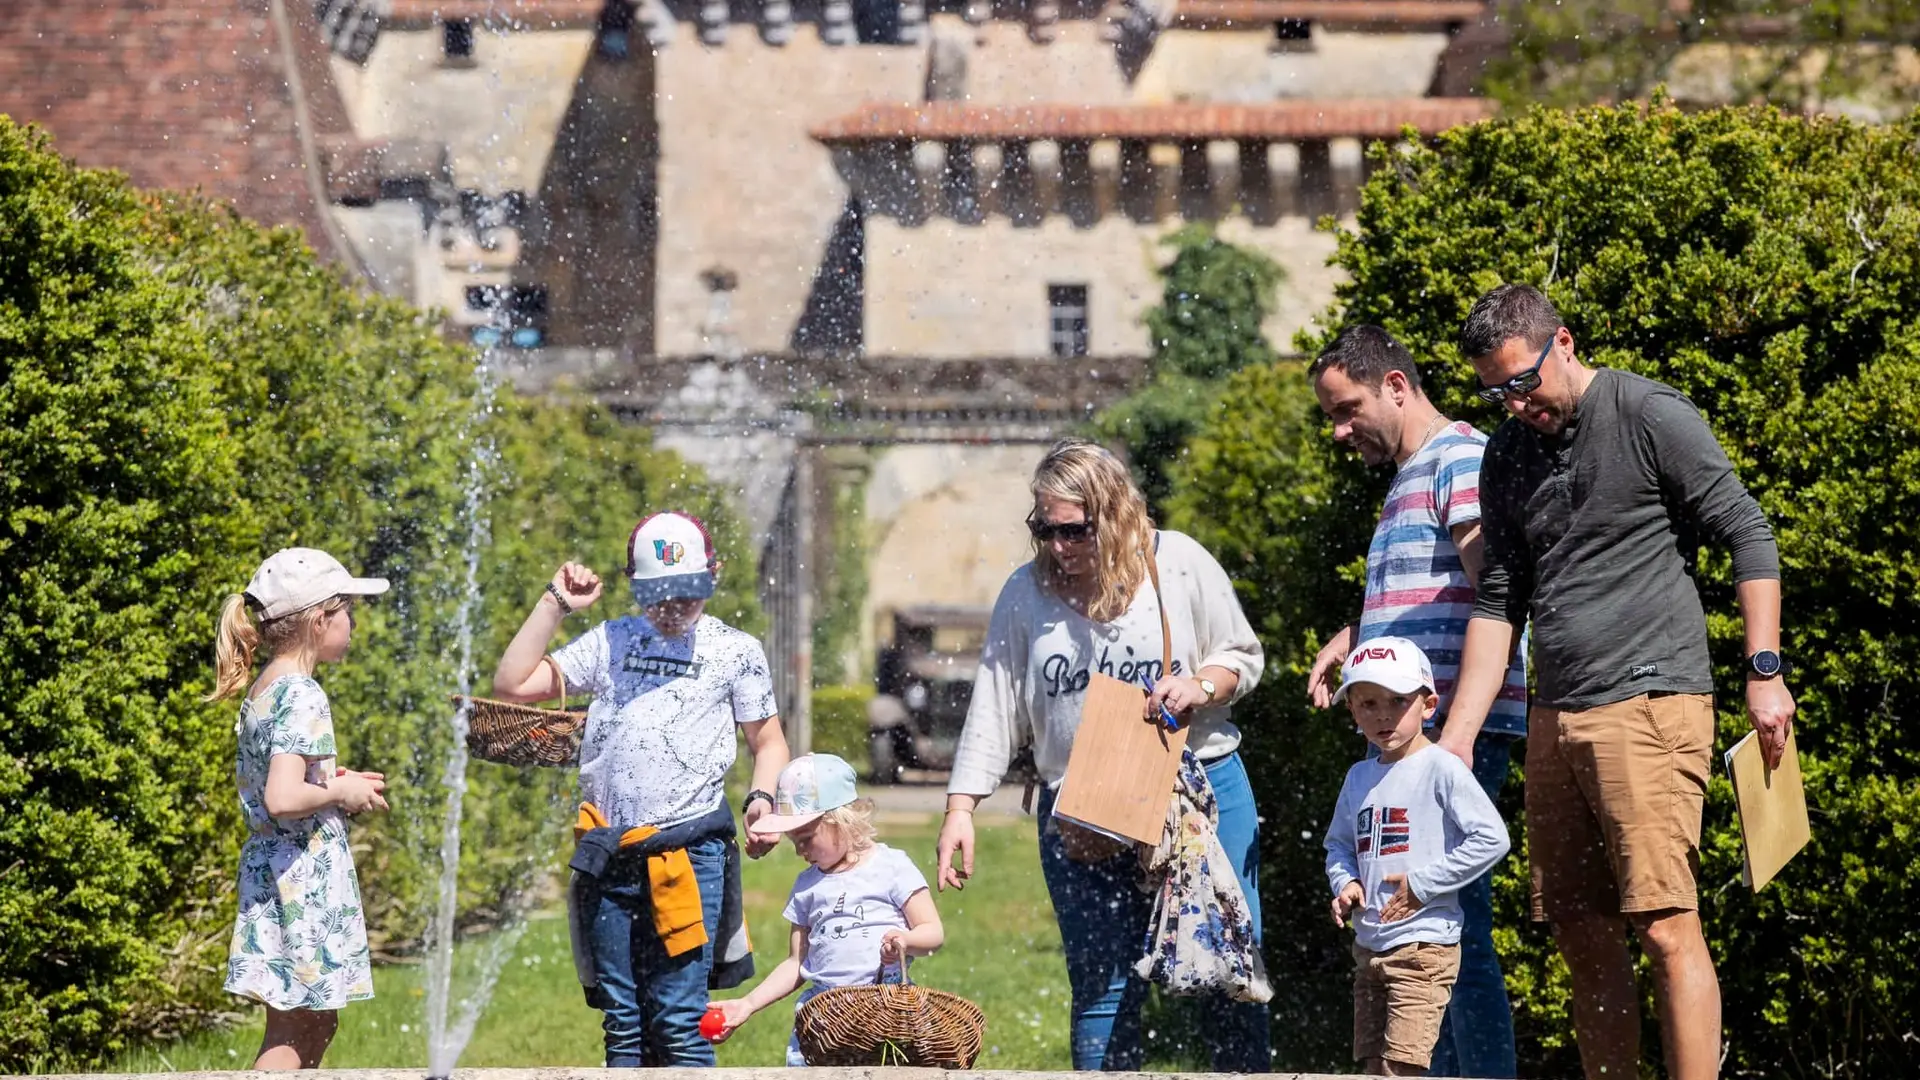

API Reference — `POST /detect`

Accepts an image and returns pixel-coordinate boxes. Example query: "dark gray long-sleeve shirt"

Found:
[1472,369,1779,709]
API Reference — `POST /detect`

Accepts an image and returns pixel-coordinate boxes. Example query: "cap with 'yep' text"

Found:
[626,511,718,606]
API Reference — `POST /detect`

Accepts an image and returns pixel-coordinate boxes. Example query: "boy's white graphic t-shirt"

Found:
[1323,744,1511,954]
[553,613,778,828]
[782,844,929,989]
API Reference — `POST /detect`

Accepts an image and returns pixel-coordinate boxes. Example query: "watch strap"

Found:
[742,789,775,815]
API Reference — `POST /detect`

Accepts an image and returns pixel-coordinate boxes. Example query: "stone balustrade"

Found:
[814,99,1494,225]
[376,0,1486,47]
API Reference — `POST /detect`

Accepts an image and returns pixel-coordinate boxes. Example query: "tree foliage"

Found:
[1092,224,1283,511]
[1168,100,1920,1077]
[1487,0,1920,114]
[0,119,758,1069]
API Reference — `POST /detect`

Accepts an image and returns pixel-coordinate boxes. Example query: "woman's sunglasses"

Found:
[1027,516,1096,543]
[1477,332,1558,404]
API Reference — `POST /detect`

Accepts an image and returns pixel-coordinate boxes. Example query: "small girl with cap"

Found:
[208,547,392,1068]
[707,753,946,1064]
[489,510,790,1067]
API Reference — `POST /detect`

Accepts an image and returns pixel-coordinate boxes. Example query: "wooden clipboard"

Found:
[1052,539,1188,847]
[1723,727,1810,891]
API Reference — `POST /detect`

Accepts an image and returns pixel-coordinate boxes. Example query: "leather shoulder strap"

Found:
[1146,532,1171,673]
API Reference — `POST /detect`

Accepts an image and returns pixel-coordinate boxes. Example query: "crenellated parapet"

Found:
[371,0,1485,49]
[812,98,1494,225]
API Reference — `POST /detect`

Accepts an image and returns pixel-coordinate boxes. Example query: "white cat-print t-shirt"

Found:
[782,844,929,989]
[553,613,778,828]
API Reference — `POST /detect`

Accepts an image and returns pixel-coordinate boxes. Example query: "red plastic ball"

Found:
[699,1006,726,1040]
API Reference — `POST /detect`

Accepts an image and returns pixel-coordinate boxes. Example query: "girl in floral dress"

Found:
[209,548,391,1068]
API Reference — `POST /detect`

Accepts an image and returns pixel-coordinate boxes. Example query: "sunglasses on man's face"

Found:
[1477,332,1558,405]
[1027,516,1096,543]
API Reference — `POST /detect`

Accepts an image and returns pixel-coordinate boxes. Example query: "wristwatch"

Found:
[742,789,775,817]
[1747,650,1784,679]
[1198,677,1218,705]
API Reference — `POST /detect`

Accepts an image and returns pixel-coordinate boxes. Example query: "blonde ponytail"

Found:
[209,593,261,701]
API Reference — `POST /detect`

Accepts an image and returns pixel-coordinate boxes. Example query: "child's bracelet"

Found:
[544,582,574,615]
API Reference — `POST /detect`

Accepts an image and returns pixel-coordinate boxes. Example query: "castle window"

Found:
[442,18,476,64]
[1048,284,1089,358]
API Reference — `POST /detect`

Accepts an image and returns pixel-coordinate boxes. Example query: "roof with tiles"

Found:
[381,0,607,29]
[1172,0,1487,28]
[0,0,353,261]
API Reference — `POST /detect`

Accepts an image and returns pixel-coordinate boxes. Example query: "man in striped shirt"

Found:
[1309,324,1529,1079]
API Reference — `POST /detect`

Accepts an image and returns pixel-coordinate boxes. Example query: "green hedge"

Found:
[1168,99,1920,1076]
[809,684,875,766]
[0,119,759,1069]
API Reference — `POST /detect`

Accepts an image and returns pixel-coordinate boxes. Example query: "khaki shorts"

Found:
[1352,940,1460,1069]
[1527,692,1714,921]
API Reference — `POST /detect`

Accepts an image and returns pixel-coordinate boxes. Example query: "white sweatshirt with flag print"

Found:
[1323,743,1511,954]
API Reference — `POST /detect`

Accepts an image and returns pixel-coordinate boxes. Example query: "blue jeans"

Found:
[1429,732,1519,1079]
[586,836,726,1067]
[1039,751,1271,1072]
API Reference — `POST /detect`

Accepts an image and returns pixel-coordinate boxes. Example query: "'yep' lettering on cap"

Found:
[245,548,389,620]
[625,511,718,606]
[1332,635,1436,704]
[752,753,861,834]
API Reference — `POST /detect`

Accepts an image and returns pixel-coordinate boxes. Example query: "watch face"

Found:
[1751,650,1783,677]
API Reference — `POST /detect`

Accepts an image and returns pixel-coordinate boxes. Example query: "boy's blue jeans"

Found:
[1426,732,1520,1080]
[1038,750,1272,1072]
[586,836,726,1067]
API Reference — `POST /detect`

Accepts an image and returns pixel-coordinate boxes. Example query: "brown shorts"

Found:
[1352,940,1460,1069]
[1527,692,1715,921]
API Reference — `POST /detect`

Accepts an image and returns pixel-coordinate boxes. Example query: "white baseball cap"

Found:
[1331,636,1436,704]
[245,548,389,620]
[753,753,861,834]
[626,511,718,605]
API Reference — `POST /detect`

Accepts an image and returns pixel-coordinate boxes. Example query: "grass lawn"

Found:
[111,811,1078,1071]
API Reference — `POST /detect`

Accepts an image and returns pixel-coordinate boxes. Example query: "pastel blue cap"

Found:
[755,753,861,833]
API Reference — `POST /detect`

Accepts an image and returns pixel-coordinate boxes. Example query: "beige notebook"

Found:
[1053,674,1189,846]
[1723,727,1810,891]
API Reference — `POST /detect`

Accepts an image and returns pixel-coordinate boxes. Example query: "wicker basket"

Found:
[453,656,586,767]
[794,968,986,1068]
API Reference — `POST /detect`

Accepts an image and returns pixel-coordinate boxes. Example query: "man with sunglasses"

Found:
[1441,284,1795,1080]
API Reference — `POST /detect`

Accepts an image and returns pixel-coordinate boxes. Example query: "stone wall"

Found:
[652,31,925,356]
[858,442,1046,663]
[864,211,1342,357]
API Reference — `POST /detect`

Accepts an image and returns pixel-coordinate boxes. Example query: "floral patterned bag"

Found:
[1133,749,1273,1002]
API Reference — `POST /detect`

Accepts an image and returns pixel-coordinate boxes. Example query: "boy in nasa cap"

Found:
[488,510,791,1067]
[1322,636,1511,1076]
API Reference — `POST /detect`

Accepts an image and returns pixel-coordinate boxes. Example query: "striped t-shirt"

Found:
[1357,422,1529,736]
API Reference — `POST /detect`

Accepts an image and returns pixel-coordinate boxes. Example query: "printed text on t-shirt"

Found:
[621,649,706,680]
[1041,647,1184,698]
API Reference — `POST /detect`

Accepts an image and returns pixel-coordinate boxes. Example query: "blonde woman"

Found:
[934,438,1270,1070]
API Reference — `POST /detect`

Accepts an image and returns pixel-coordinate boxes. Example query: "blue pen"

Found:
[1141,673,1180,731]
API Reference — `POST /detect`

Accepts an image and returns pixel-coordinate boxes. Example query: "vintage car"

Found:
[865,605,989,782]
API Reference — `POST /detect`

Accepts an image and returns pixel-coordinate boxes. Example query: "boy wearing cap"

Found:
[491,511,791,1067]
[707,753,944,1065]
[1324,637,1511,1077]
